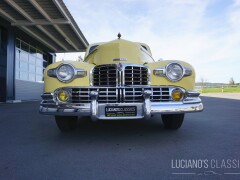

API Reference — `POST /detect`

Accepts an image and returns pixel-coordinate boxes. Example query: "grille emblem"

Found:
[117,63,123,71]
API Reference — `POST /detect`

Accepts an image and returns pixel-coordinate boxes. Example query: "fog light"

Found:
[57,90,70,102]
[171,88,183,101]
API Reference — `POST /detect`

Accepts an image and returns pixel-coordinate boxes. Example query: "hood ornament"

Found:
[117,33,121,39]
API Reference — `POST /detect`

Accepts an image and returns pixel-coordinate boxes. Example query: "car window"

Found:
[89,45,98,54]
[140,47,155,62]
[141,45,148,51]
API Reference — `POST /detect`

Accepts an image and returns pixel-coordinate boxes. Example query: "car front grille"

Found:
[149,87,172,102]
[92,65,117,86]
[124,87,171,102]
[124,66,148,85]
[92,64,149,86]
[71,88,118,104]
[70,87,172,104]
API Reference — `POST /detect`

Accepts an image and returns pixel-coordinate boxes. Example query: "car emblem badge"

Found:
[117,63,123,71]
[113,58,127,61]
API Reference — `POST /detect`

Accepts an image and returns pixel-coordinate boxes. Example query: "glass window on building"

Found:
[15,49,20,79]
[15,38,50,82]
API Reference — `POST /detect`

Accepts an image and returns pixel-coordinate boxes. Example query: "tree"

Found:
[200,77,207,89]
[229,77,235,85]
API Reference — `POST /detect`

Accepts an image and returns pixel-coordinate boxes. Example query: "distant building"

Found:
[0,0,88,102]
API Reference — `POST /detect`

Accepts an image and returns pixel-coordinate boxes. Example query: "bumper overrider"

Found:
[39,86,203,121]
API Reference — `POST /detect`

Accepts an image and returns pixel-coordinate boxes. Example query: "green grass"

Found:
[200,87,240,93]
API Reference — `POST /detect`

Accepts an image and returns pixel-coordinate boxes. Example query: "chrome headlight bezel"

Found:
[153,62,192,82]
[165,63,184,82]
[47,63,87,83]
[55,89,71,103]
[56,64,75,83]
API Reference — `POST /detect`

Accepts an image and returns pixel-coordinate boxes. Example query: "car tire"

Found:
[55,116,78,132]
[161,114,184,130]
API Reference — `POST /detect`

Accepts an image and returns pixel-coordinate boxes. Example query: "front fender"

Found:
[147,60,196,90]
[44,61,95,93]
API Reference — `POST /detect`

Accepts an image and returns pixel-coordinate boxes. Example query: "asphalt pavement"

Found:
[201,93,240,100]
[0,97,240,180]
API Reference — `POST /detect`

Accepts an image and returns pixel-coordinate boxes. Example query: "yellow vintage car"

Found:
[40,35,203,132]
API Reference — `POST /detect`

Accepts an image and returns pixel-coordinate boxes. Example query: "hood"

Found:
[85,39,154,65]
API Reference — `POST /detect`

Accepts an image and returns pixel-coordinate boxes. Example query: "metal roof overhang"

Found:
[0,0,89,52]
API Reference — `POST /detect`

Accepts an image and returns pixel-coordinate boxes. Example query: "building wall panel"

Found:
[15,80,43,100]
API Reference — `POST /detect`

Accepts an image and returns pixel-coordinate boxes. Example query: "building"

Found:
[0,0,88,102]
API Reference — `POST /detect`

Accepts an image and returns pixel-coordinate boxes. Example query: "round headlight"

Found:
[56,64,75,82]
[166,63,184,81]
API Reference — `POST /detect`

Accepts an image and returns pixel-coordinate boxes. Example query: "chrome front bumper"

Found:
[39,88,203,121]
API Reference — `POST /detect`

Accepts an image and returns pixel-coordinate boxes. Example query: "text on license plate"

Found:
[105,106,137,117]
